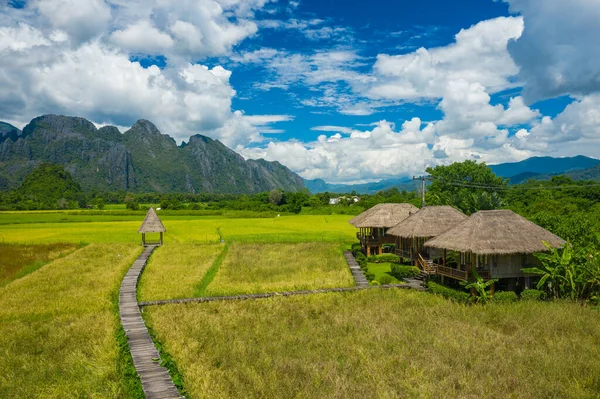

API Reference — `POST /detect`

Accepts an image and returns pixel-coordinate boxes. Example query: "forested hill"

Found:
[0,115,304,194]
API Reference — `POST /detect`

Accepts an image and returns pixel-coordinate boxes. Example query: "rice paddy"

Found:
[0,242,80,286]
[145,289,600,399]
[2,209,599,398]
[203,242,355,296]
[138,243,224,301]
[0,243,142,398]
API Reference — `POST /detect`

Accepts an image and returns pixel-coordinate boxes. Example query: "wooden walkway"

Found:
[344,250,369,287]
[119,246,182,399]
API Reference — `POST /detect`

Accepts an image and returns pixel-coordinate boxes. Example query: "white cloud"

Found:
[36,0,111,43]
[504,0,600,103]
[110,20,174,54]
[367,17,523,101]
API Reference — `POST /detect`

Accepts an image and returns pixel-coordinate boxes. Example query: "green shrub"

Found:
[390,265,420,279]
[367,254,400,263]
[355,251,366,261]
[520,289,544,301]
[427,281,470,303]
[365,272,375,281]
[379,275,393,285]
[357,257,367,270]
[351,243,362,254]
[492,291,518,303]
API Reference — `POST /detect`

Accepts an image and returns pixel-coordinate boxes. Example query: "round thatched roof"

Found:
[349,203,419,228]
[386,206,467,238]
[138,207,166,233]
[423,210,565,255]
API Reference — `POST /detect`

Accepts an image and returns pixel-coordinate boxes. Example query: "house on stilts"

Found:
[423,209,565,291]
[349,203,418,256]
[138,207,166,246]
[386,205,467,267]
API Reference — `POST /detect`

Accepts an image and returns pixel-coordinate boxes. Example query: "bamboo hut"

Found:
[138,207,166,246]
[423,210,565,290]
[386,206,467,265]
[349,203,418,255]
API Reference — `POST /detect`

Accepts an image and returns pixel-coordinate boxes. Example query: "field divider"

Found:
[194,242,229,296]
[140,284,413,307]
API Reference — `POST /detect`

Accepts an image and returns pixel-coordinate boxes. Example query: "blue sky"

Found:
[0,0,598,183]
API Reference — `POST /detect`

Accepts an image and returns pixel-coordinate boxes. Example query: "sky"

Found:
[1,0,599,184]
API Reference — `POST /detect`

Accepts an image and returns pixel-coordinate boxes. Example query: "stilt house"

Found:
[423,210,565,290]
[386,205,467,266]
[349,203,418,255]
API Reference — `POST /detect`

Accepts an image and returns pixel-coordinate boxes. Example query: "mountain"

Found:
[565,164,600,181]
[0,115,304,194]
[0,122,21,143]
[304,177,416,194]
[490,156,600,178]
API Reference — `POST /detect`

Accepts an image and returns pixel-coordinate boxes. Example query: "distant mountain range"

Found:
[305,155,600,194]
[0,115,304,194]
[304,177,418,195]
[489,156,600,183]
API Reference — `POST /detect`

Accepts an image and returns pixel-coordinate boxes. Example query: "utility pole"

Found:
[413,176,432,207]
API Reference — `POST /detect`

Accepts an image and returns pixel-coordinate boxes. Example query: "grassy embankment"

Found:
[0,243,143,398]
[146,289,600,399]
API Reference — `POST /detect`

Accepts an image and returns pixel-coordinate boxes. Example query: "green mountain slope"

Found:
[0,115,304,194]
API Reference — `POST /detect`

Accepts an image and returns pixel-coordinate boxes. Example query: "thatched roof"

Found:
[387,206,467,238]
[138,207,166,233]
[423,210,565,255]
[349,203,419,228]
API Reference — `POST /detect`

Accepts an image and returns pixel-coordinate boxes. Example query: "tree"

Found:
[461,270,499,304]
[426,160,508,214]
[95,198,105,210]
[268,189,283,206]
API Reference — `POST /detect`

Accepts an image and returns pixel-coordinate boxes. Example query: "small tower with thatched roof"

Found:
[138,207,166,246]
[387,205,467,265]
[349,203,419,255]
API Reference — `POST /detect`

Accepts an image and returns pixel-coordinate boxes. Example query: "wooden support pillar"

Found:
[367,246,371,256]
[490,282,495,296]
[142,233,146,246]
[160,232,163,246]
[443,249,447,266]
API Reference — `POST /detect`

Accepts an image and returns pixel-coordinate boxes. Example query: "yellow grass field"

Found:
[204,242,355,296]
[0,214,355,244]
[145,289,600,399]
[138,243,224,301]
[0,243,142,398]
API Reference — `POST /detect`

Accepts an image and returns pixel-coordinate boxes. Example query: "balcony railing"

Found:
[435,264,490,281]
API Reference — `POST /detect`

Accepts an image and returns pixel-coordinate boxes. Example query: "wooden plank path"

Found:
[344,250,369,287]
[119,246,182,399]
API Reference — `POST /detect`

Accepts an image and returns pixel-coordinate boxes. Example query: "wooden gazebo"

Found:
[387,205,467,265]
[349,203,418,255]
[423,210,565,288]
[138,207,166,246]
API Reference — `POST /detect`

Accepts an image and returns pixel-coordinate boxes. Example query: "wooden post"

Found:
[367,246,371,256]
[490,282,495,296]
[443,249,447,266]
[142,233,146,246]
[160,232,163,246]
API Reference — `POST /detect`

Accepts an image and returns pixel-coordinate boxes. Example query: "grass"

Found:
[145,289,600,399]
[0,214,355,244]
[138,243,224,301]
[0,243,143,397]
[367,262,403,284]
[204,242,355,296]
[0,242,80,286]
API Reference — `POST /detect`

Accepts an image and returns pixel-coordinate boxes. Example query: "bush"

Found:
[126,201,140,210]
[427,281,470,303]
[367,254,400,263]
[365,272,375,281]
[355,251,366,261]
[390,265,420,279]
[351,243,363,257]
[379,275,393,285]
[520,289,545,301]
[492,291,518,303]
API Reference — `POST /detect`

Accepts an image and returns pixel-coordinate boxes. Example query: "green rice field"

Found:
[1,210,599,398]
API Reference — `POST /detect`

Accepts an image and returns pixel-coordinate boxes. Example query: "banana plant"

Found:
[461,269,498,304]
[523,241,573,300]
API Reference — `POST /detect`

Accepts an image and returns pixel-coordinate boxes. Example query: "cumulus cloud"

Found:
[367,17,523,101]
[504,0,600,103]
